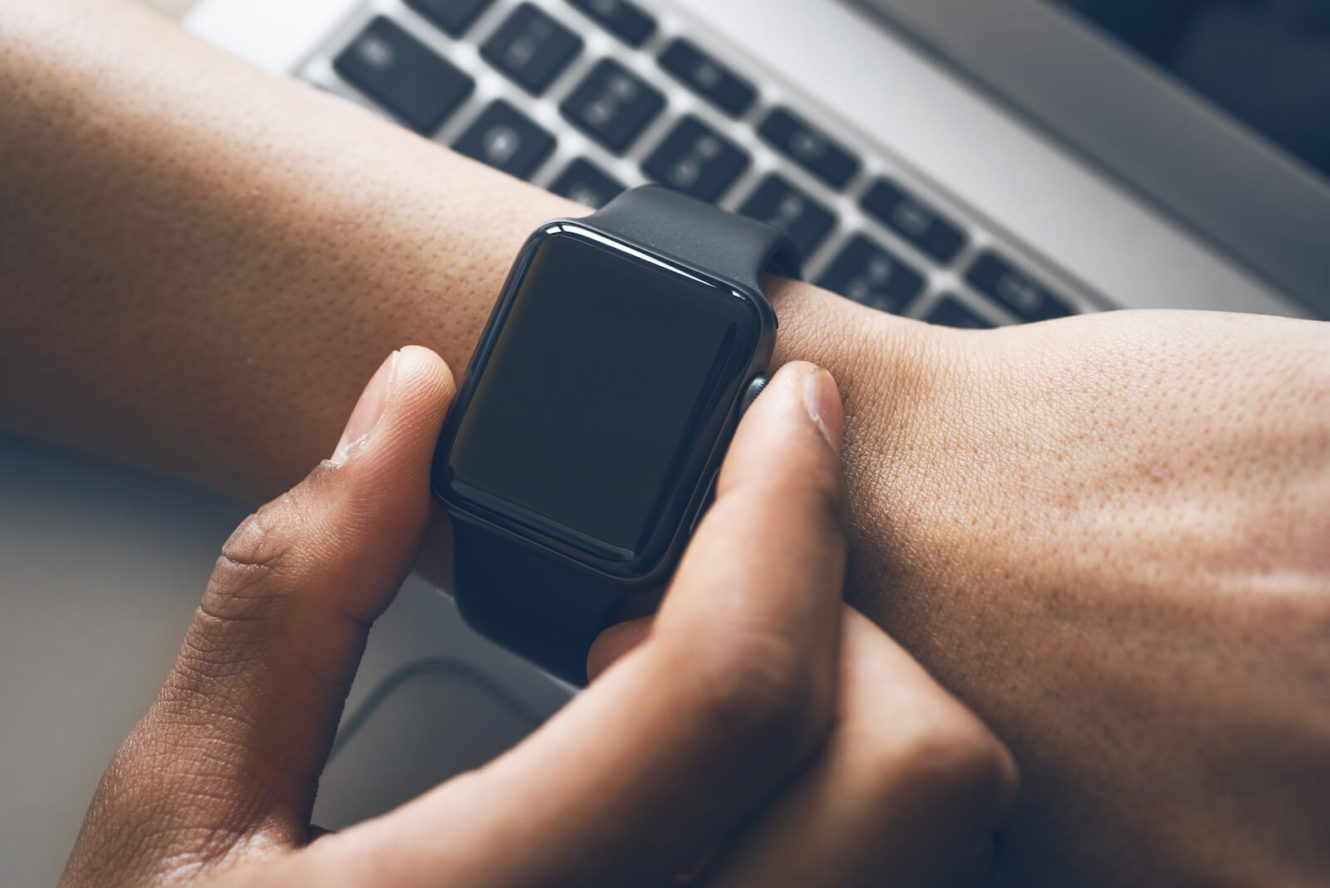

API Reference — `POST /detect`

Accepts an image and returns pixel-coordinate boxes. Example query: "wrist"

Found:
[767,275,951,615]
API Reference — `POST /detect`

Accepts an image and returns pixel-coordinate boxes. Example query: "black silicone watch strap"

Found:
[452,520,625,685]
[590,185,801,290]
[452,186,799,686]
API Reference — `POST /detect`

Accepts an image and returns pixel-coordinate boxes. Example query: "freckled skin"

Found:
[3,2,1329,885]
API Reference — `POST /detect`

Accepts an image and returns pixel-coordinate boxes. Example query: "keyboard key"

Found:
[560,59,665,154]
[453,100,556,179]
[405,0,493,36]
[817,236,925,314]
[481,3,582,95]
[550,158,625,208]
[860,178,966,264]
[758,107,861,190]
[925,296,994,329]
[965,251,1073,322]
[658,38,757,118]
[565,0,656,47]
[334,17,474,135]
[738,174,836,259]
[642,116,750,203]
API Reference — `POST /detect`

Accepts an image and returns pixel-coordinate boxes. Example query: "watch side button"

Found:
[739,374,769,415]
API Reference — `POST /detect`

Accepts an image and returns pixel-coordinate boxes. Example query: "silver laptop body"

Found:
[187,0,1330,325]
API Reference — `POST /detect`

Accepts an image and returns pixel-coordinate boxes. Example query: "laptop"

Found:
[185,0,1329,327]
[176,0,1330,824]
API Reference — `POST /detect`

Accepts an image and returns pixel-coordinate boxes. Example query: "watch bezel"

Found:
[431,219,777,585]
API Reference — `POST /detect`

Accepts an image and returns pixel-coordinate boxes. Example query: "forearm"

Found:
[13,6,1330,886]
[0,0,921,502]
[0,0,555,496]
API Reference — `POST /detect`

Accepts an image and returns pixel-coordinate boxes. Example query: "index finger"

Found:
[651,359,849,718]
[311,362,849,888]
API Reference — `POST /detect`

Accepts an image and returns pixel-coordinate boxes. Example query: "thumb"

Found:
[62,346,454,888]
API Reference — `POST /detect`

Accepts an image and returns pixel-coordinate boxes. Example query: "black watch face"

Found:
[433,223,767,574]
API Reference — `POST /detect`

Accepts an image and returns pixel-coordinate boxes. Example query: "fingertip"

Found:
[330,350,398,466]
[350,345,454,469]
[329,345,455,534]
[800,364,843,457]
[397,343,453,382]
[328,347,453,470]
[747,360,842,454]
[587,617,653,681]
[717,361,845,504]
[392,344,457,414]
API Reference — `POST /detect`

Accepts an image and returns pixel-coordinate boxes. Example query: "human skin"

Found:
[61,354,1016,888]
[3,1,1329,885]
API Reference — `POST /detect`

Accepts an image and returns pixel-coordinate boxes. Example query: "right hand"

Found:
[288,360,1013,888]
[63,354,1015,888]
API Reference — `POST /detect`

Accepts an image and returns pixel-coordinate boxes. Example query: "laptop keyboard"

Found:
[313,0,1097,327]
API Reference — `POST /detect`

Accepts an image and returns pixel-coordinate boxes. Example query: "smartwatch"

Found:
[430,185,799,685]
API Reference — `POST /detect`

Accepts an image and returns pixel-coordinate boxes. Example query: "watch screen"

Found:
[444,228,758,558]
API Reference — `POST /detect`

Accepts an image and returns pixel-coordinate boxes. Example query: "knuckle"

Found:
[205,476,327,619]
[220,506,290,569]
[210,509,292,607]
[687,631,826,758]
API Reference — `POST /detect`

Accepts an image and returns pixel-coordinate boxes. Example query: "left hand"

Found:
[769,292,1330,886]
